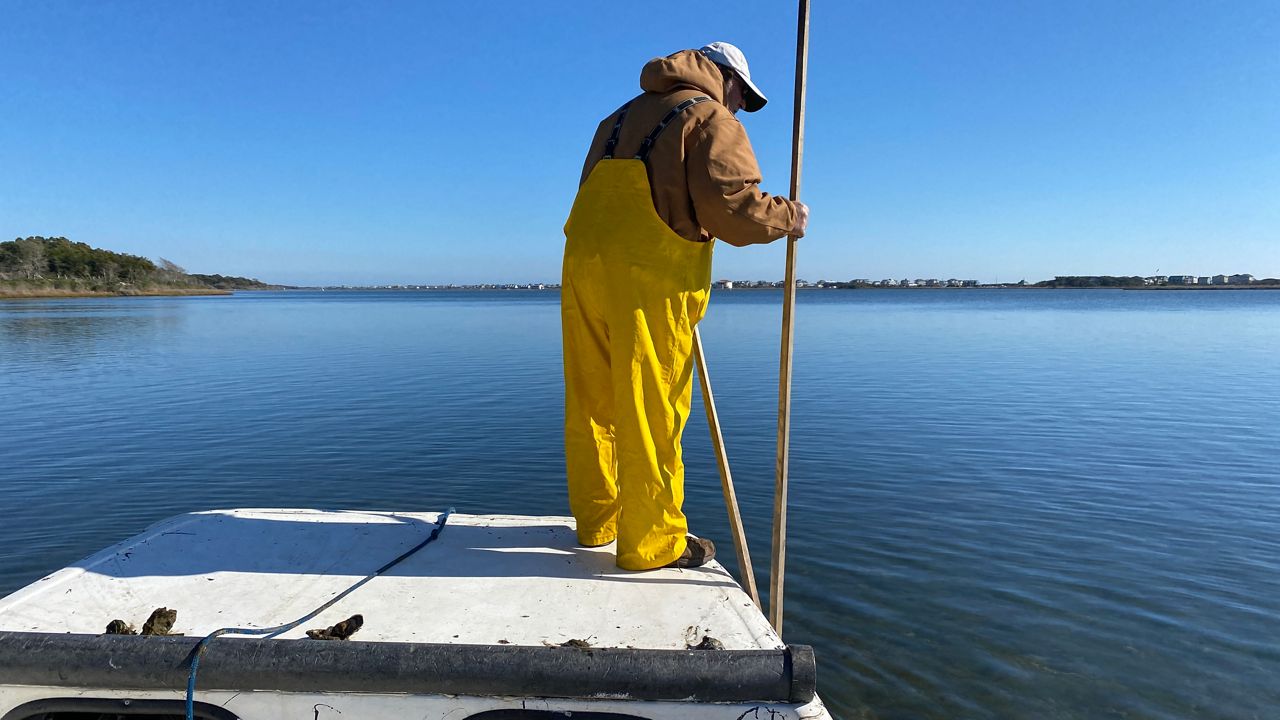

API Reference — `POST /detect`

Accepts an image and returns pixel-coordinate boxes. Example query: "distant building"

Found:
[1168,275,1196,285]
[1213,274,1229,285]
[1229,274,1255,285]
[715,280,734,290]
[1198,277,1212,285]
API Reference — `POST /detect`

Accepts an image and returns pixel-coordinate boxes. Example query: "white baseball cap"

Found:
[699,41,768,112]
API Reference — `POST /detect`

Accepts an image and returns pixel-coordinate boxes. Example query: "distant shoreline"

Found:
[292,284,1280,292]
[1121,284,1280,290]
[0,287,232,299]
[5,285,1277,299]
[727,284,1280,291]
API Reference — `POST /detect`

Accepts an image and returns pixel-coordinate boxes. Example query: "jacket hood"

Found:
[639,50,725,105]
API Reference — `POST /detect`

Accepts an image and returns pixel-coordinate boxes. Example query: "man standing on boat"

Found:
[562,42,809,571]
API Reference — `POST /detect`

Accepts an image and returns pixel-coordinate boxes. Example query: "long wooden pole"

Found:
[771,0,810,637]
[692,327,761,608]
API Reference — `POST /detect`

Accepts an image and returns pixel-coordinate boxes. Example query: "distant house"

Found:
[1213,274,1229,285]
[1168,275,1196,285]
[1229,274,1255,285]
[1198,277,1211,285]
[1146,276,1168,285]
[715,280,734,290]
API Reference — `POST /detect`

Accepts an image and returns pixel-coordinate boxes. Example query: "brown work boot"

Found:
[665,536,716,568]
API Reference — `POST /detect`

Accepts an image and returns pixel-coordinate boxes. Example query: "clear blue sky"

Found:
[2,1,1277,285]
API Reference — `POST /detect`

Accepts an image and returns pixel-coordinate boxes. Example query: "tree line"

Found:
[1,236,157,283]
[1035,276,1148,288]
[0,236,271,290]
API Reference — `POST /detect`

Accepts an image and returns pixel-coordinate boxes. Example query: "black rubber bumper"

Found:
[0,632,816,703]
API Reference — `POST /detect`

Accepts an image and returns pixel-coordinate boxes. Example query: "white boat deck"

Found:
[0,509,782,652]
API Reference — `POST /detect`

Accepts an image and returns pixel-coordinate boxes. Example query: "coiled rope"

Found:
[185,508,454,720]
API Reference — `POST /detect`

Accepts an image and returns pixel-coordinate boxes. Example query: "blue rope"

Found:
[185,508,454,720]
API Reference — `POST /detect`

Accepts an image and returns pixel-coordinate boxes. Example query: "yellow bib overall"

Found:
[561,97,715,570]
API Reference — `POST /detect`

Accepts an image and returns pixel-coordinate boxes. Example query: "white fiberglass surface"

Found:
[0,510,782,651]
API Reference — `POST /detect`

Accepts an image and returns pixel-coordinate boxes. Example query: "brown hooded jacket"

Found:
[579,50,797,247]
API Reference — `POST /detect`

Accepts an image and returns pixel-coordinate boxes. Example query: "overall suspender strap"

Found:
[635,95,713,163]
[602,101,633,160]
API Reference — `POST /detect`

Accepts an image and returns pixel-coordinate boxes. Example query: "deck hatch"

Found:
[1,698,238,720]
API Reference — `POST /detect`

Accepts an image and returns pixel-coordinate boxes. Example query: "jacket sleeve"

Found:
[686,114,797,246]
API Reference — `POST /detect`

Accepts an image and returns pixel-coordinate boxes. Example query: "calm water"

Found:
[2,289,1278,719]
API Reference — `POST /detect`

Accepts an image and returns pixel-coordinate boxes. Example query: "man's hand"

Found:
[790,201,809,237]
